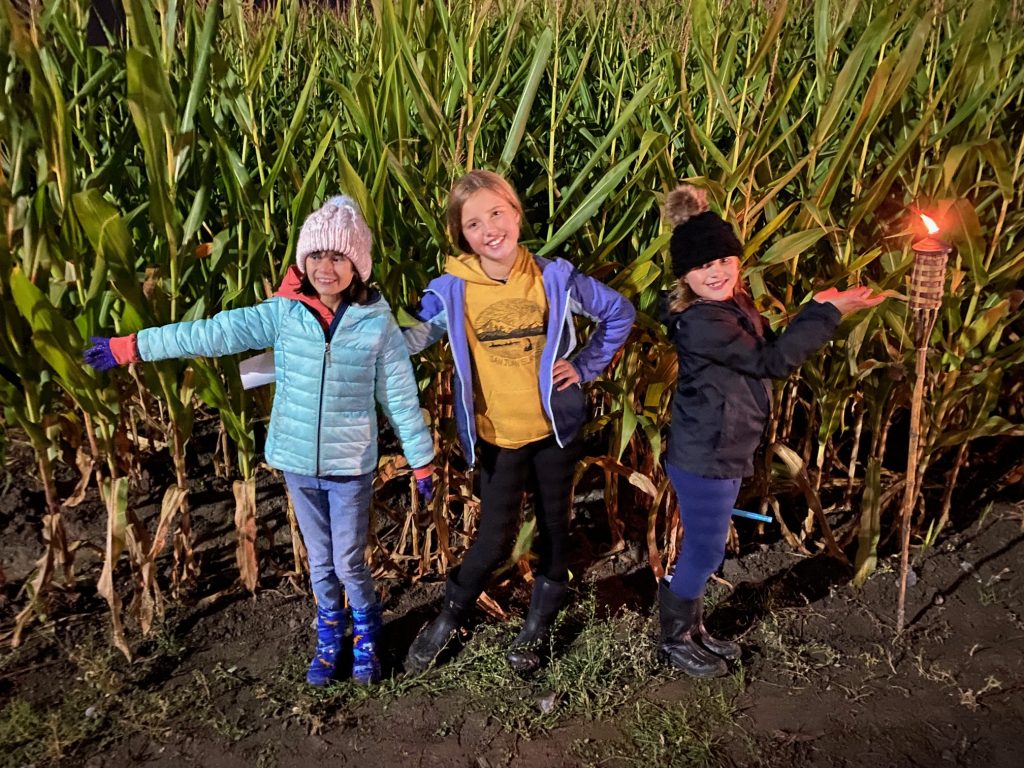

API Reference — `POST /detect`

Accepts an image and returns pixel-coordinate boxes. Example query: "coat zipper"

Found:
[314,304,348,476]
[315,342,328,476]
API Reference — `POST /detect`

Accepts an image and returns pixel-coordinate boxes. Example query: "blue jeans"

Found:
[284,471,376,611]
[665,464,741,600]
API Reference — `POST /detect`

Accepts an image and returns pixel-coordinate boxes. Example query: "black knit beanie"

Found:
[664,185,743,277]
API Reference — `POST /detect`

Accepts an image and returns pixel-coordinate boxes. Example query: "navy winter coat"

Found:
[664,292,840,478]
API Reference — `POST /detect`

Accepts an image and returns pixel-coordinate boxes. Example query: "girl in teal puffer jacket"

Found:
[85,196,435,687]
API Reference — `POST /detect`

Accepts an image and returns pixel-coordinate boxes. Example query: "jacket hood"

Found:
[444,245,533,284]
[274,265,307,301]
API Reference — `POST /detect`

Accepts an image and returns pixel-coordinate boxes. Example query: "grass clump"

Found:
[397,585,697,734]
[242,584,669,736]
[574,684,744,768]
[404,586,662,732]
[0,694,105,768]
[542,589,660,720]
[754,610,843,684]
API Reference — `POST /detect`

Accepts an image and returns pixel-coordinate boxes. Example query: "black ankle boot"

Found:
[658,580,728,678]
[507,576,568,676]
[405,569,475,673]
[694,600,741,660]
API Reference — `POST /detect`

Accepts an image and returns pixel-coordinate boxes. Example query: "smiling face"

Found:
[305,251,355,310]
[458,187,522,273]
[684,256,741,302]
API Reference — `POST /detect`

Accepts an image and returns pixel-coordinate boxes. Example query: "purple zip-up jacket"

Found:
[403,254,635,465]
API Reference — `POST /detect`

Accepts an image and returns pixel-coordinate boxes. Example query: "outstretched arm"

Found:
[135,302,283,362]
[85,302,284,371]
[672,299,842,380]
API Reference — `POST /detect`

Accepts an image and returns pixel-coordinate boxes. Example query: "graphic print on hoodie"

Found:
[448,245,552,448]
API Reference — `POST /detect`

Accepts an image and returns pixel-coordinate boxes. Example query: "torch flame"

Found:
[920,213,940,235]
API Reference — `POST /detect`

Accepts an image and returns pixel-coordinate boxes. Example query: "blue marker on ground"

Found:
[731,508,774,523]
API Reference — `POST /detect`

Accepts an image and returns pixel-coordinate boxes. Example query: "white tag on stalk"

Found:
[239,350,275,389]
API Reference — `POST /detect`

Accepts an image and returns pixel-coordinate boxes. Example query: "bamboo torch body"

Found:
[896,226,951,631]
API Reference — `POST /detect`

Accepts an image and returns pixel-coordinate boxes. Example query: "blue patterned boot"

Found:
[307,606,347,686]
[351,602,382,685]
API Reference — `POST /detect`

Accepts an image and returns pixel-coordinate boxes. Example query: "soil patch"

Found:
[1,456,1022,767]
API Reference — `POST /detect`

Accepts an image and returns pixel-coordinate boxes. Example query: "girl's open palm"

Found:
[814,286,886,316]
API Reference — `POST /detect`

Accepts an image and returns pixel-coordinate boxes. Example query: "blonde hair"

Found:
[667,276,702,314]
[446,170,525,254]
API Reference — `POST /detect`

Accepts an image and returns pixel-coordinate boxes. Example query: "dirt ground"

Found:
[1,445,1023,768]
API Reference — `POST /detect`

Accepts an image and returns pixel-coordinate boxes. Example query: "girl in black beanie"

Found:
[658,184,884,677]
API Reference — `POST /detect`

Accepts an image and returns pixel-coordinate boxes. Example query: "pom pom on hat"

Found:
[295,195,373,282]
[665,184,743,277]
[664,184,709,227]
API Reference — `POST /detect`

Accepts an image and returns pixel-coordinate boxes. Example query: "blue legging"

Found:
[665,464,741,600]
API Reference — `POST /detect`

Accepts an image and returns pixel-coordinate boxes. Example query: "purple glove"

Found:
[416,476,434,503]
[84,337,117,372]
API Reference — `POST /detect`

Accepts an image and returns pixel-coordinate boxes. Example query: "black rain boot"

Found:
[405,568,475,673]
[658,580,728,678]
[506,576,568,676]
[694,600,741,661]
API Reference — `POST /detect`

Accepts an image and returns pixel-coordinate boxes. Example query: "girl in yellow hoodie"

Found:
[403,171,635,675]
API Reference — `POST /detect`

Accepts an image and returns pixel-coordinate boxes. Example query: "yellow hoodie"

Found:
[446,246,552,448]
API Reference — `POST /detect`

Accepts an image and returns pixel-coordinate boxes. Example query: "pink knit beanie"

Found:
[295,195,373,282]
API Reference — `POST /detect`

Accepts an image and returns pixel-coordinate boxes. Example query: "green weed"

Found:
[754,610,843,683]
[573,674,747,767]
[0,694,104,768]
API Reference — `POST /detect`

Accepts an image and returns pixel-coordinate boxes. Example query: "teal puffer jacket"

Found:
[136,295,434,477]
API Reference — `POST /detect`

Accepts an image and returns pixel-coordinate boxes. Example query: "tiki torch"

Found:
[896,213,952,631]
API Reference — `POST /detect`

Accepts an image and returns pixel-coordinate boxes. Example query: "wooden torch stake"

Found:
[896,237,949,632]
[896,320,936,631]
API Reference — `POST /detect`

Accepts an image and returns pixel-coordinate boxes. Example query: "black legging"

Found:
[457,434,582,595]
